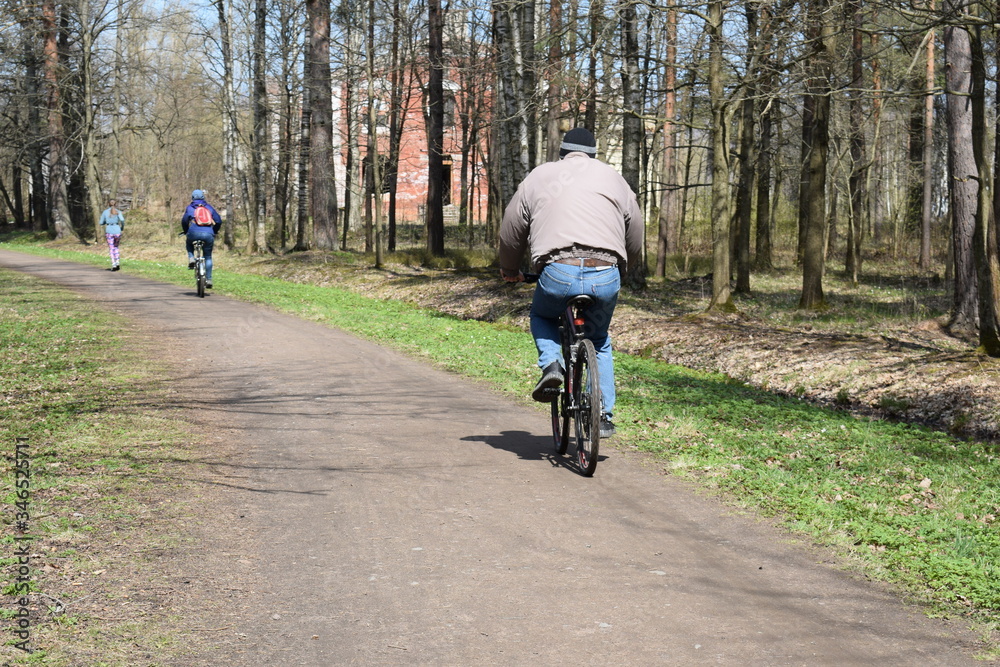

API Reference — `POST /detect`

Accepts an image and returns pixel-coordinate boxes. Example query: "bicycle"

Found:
[192,239,207,298]
[524,273,601,476]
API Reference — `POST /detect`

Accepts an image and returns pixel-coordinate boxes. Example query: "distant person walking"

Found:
[99,199,125,271]
[181,190,223,288]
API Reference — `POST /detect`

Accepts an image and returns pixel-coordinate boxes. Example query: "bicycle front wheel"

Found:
[574,339,601,476]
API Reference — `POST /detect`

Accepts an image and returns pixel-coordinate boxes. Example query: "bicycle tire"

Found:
[574,338,601,476]
[196,261,206,298]
[551,392,570,455]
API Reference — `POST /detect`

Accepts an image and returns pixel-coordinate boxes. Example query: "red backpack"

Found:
[192,204,214,226]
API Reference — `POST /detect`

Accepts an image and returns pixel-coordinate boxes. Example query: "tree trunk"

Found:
[752,1,778,274]
[544,0,563,162]
[619,0,645,288]
[971,15,1000,353]
[366,0,384,267]
[799,0,833,311]
[79,0,103,242]
[343,9,364,251]
[42,0,74,241]
[584,0,601,132]
[249,0,268,253]
[846,0,865,284]
[869,31,884,244]
[734,94,754,294]
[919,5,935,271]
[217,0,237,250]
[754,94,774,272]
[707,0,733,312]
[426,0,445,255]
[308,0,338,250]
[294,18,312,252]
[25,29,47,232]
[733,2,759,294]
[945,0,978,332]
[387,0,402,252]
[655,0,678,278]
[109,0,125,206]
[275,0,296,250]
[494,0,527,210]
[796,95,815,266]
[520,0,537,170]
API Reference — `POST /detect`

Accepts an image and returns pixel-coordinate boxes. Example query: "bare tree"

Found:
[619,0,645,287]
[308,0,338,250]
[919,2,936,271]
[544,0,563,163]
[654,0,678,277]
[945,0,978,332]
[365,0,384,266]
[733,1,760,295]
[845,0,865,284]
[294,17,312,252]
[427,0,445,255]
[707,0,733,311]
[247,0,268,253]
[43,0,75,240]
[493,0,529,210]
[338,2,364,250]
[970,9,1000,353]
[798,0,834,310]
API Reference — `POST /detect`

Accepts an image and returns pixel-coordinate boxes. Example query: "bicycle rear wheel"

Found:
[550,391,570,455]
[196,260,206,298]
[574,339,601,476]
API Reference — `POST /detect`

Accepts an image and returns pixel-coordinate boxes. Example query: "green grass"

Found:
[4,241,999,640]
[0,268,198,664]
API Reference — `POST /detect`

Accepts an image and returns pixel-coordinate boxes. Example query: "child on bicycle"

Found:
[181,190,223,288]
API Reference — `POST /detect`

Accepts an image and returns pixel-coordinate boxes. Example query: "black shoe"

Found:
[111,264,120,271]
[206,280,213,289]
[532,362,563,402]
[599,415,616,438]
[188,261,195,269]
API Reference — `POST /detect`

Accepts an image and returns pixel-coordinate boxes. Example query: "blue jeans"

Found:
[186,228,215,280]
[530,262,620,417]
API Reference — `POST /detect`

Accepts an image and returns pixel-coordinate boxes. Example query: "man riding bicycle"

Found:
[498,127,642,438]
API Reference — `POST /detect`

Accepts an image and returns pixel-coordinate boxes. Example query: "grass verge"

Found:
[4,241,999,653]
[0,268,204,665]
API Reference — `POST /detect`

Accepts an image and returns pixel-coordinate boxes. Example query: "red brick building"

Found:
[331,74,489,230]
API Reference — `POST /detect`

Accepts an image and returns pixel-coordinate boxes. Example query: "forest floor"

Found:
[231,248,1000,445]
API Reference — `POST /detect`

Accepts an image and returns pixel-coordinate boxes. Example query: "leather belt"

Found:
[554,257,616,267]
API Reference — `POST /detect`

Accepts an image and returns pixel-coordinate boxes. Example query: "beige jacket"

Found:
[499,152,643,274]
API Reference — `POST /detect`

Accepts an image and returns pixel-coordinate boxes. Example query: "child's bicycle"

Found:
[192,240,207,297]
[524,273,601,476]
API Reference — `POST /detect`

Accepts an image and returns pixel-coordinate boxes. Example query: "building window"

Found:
[442,156,453,206]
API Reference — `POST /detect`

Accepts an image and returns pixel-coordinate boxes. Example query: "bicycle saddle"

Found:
[568,294,595,309]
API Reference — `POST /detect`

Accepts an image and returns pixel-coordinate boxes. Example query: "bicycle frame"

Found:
[192,240,207,297]
[560,297,593,409]
[520,272,601,475]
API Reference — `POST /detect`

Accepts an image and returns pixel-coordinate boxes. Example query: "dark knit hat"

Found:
[559,127,597,158]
